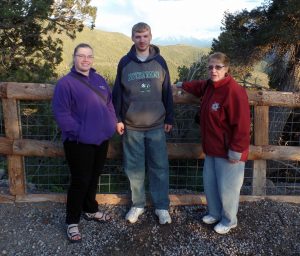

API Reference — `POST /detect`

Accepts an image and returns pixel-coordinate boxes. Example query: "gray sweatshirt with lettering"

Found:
[112,45,174,131]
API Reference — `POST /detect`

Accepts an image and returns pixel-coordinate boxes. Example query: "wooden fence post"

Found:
[252,106,269,195]
[2,98,26,196]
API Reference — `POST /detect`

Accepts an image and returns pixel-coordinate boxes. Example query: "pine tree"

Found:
[0,0,96,82]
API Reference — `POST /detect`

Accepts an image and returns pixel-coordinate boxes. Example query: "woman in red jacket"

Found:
[177,52,251,234]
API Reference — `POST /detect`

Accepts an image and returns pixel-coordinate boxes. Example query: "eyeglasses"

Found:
[207,65,225,70]
[75,54,94,60]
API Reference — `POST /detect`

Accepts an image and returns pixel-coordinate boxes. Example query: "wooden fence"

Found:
[0,82,300,204]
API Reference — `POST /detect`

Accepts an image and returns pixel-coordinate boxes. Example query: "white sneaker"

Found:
[155,209,172,224]
[214,222,237,234]
[125,207,144,223]
[202,215,218,224]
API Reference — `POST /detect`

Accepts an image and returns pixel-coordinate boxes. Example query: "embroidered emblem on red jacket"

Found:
[211,102,220,111]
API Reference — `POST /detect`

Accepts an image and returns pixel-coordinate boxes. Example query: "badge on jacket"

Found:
[211,102,220,111]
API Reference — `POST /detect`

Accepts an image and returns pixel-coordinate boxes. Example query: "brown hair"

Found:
[73,43,93,56]
[131,22,151,37]
[208,52,230,67]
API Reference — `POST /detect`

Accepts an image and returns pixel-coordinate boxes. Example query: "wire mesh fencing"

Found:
[265,160,300,195]
[0,101,8,193]
[0,101,4,136]
[269,107,300,146]
[0,100,299,196]
[267,107,300,195]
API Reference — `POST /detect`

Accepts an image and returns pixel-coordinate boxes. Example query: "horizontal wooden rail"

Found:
[0,193,298,205]
[1,82,300,107]
[0,137,299,161]
[172,87,300,107]
[247,90,300,107]
[0,82,54,100]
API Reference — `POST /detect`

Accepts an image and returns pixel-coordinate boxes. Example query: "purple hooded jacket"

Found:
[52,67,116,145]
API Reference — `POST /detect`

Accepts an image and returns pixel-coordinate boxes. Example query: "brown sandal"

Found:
[83,211,111,222]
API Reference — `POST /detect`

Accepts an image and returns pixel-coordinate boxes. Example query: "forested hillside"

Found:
[56,28,208,84]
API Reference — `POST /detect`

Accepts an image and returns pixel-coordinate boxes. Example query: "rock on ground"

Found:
[0,200,299,256]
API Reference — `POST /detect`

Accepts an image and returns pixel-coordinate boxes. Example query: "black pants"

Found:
[63,140,109,224]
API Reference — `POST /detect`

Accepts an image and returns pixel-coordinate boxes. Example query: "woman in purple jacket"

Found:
[52,43,116,243]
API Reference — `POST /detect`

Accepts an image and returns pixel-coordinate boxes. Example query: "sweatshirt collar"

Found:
[71,66,96,78]
[210,74,232,88]
[128,44,160,62]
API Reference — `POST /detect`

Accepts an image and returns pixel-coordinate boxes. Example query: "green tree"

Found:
[176,54,208,82]
[0,0,96,82]
[212,0,300,92]
[212,0,300,145]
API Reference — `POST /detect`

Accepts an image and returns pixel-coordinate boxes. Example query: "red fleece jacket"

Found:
[182,75,251,161]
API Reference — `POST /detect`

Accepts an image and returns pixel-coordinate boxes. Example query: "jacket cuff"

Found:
[176,81,183,88]
[228,149,242,160]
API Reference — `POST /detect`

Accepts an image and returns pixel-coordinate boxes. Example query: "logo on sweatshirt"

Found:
[140,83,151,93]
[211,102,220,111]
[98,85,106,90]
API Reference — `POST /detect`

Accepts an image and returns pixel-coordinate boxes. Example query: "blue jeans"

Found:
[123,128,170,209]
[203,156,245,227]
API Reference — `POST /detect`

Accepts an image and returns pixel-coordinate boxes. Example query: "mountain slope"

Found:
[153,36,211,48]
[56,28,208,84]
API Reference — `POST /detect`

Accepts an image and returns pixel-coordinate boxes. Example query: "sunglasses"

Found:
[207,65,225,70]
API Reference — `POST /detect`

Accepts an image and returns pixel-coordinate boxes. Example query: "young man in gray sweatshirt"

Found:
[112,22,174,224]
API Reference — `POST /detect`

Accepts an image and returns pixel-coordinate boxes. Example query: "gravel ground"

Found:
[0,200,299,256]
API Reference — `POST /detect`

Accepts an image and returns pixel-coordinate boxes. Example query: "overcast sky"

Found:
[90,0,264,40]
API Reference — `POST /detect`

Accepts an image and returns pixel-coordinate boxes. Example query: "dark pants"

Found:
[63,140,109,224]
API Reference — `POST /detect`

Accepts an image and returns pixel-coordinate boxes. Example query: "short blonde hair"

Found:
[131,22,151,37]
